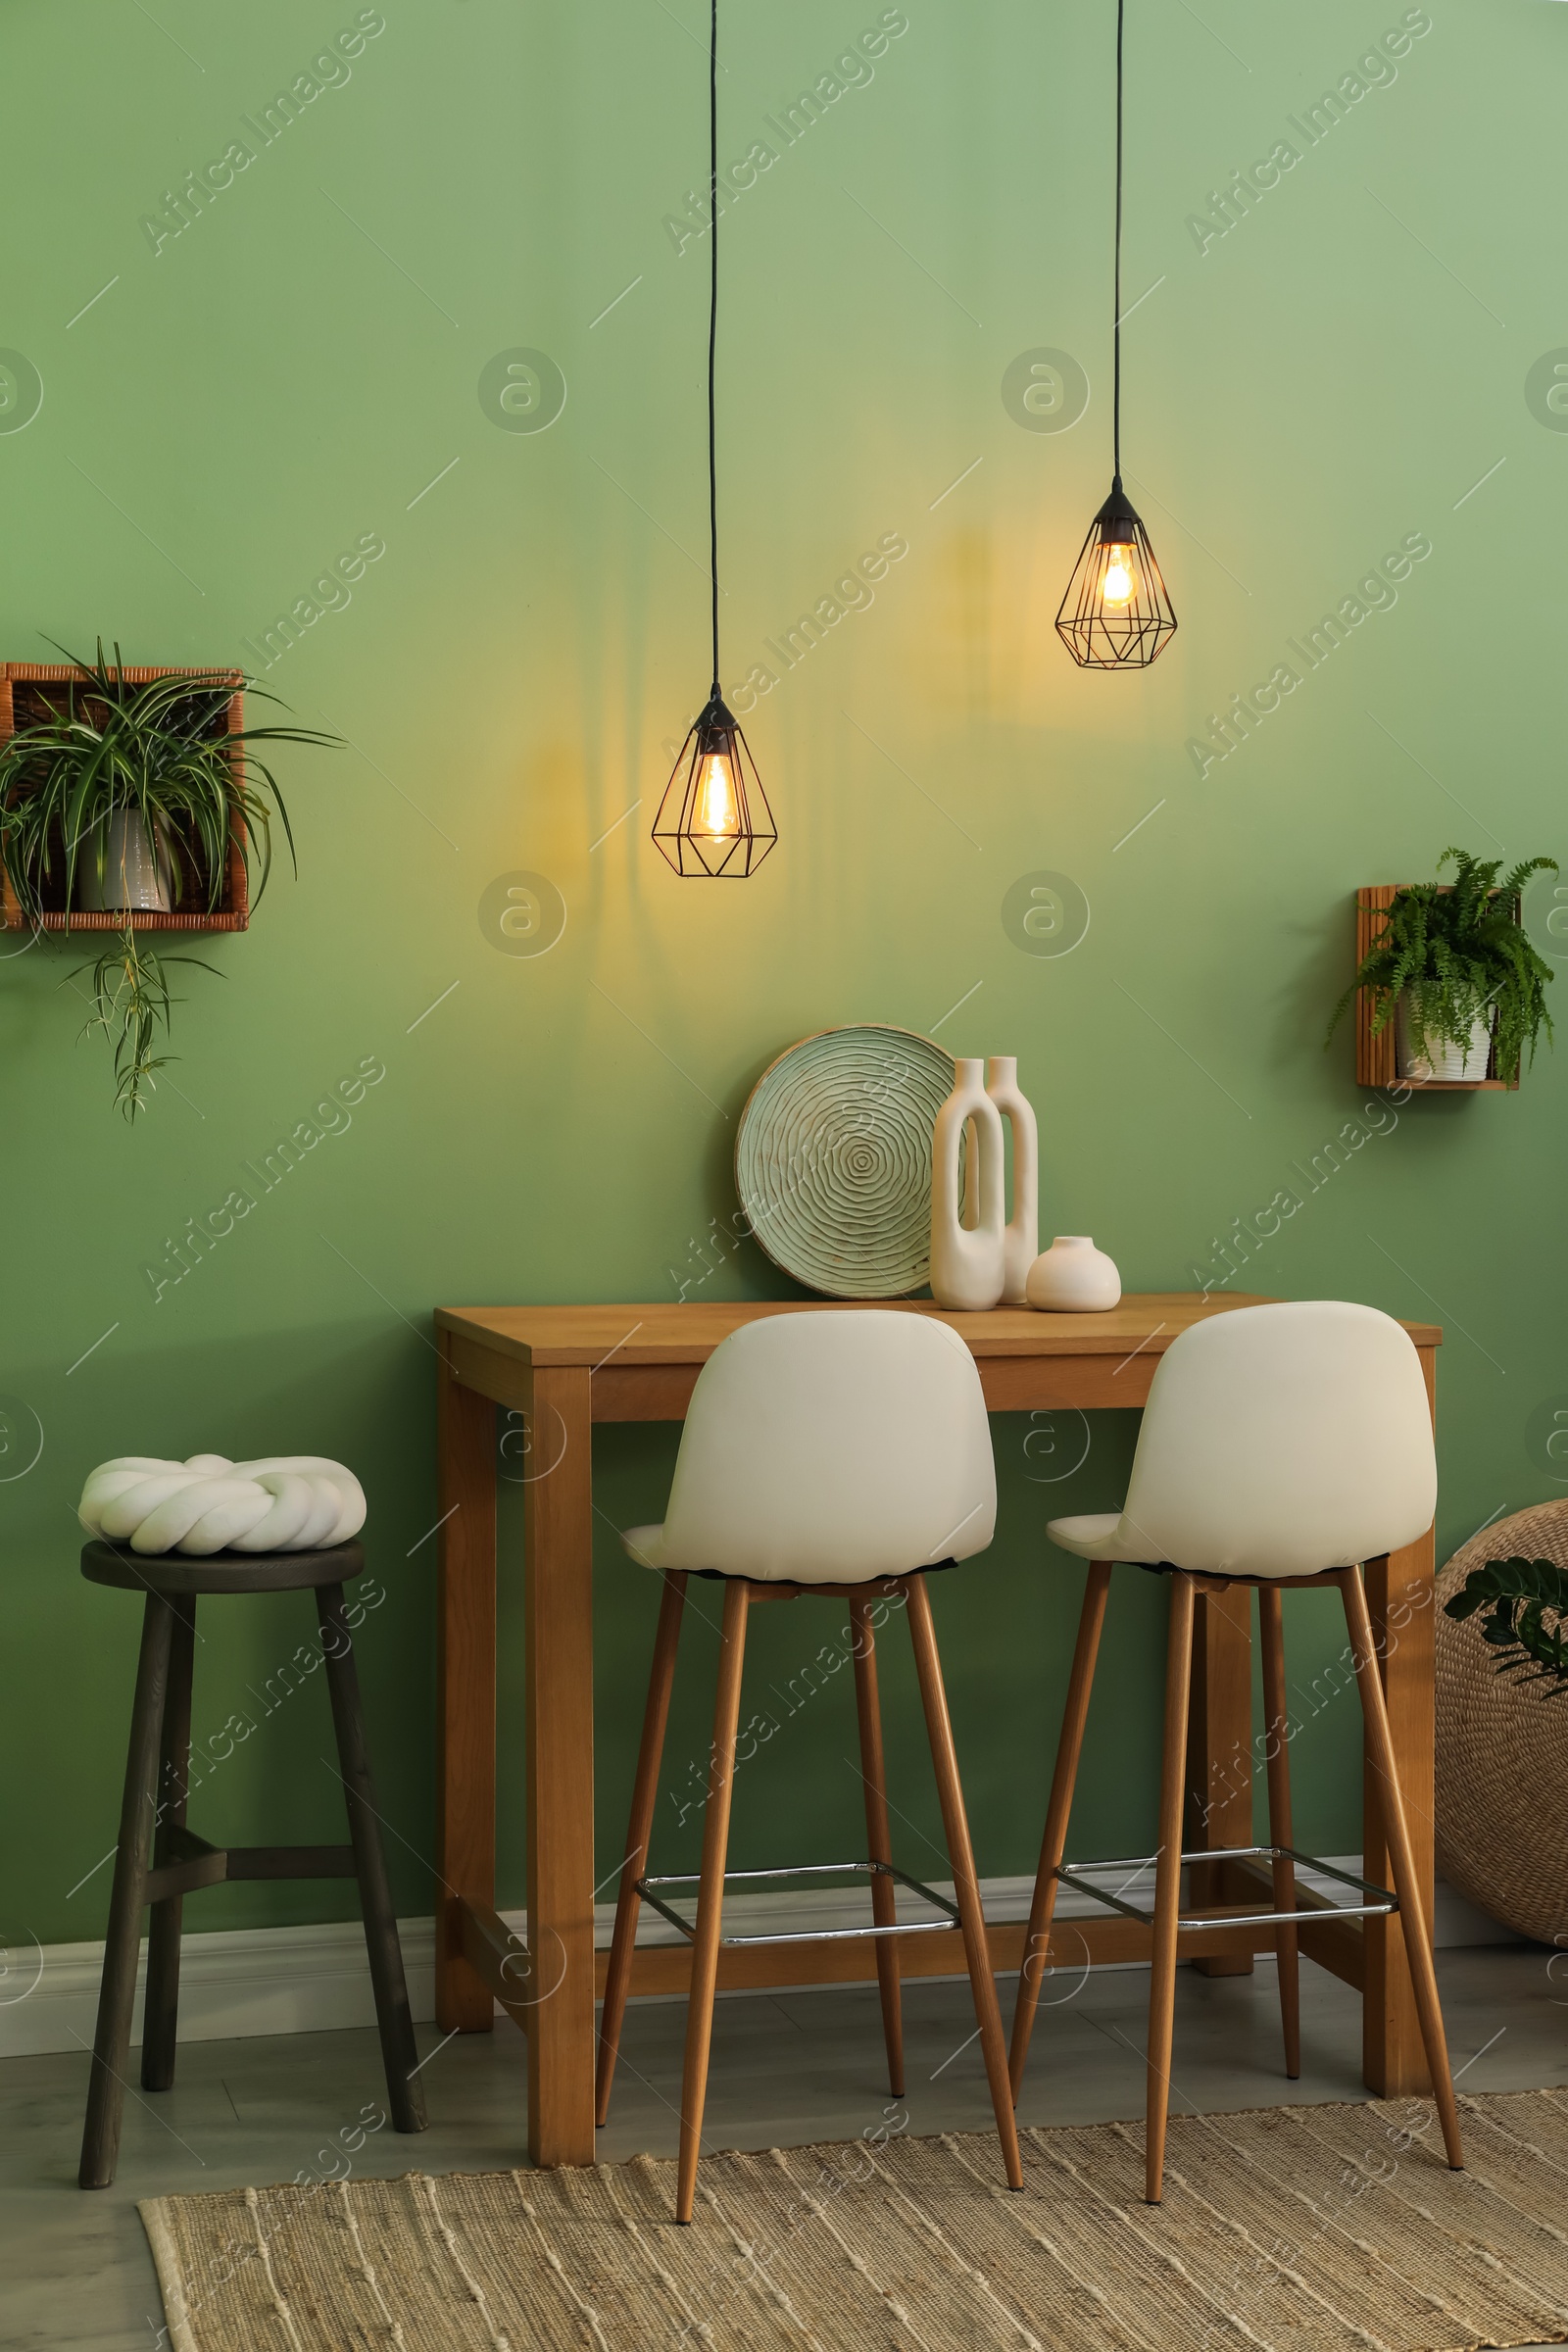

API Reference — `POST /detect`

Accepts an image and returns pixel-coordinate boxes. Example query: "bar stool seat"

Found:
[1008,1299,1465,2204]
[76,1536,426,2188]
[1044,1512,1128,1555]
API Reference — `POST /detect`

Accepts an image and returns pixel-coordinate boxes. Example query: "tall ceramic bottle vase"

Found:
[930,1060,1005,1310]
[985,1056,1038,1306]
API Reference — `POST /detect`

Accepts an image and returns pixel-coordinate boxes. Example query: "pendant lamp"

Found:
[1055,0,1176,669]
[652,0,776,877]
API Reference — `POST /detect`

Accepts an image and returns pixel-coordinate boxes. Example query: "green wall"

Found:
[1,0,1561,1952]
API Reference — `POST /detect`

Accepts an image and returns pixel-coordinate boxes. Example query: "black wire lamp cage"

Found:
[1056,479,1175,668]
[1055,0,1176,670]
[652,0,776,878]
[652,693,773,879]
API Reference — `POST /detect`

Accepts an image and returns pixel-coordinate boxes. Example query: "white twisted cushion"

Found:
[78,1454,367,1556]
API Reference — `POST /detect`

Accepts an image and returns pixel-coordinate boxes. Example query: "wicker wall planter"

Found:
[0,662,249,933]
[1354,885,1515,1091]
[1436,1497,1568,1943]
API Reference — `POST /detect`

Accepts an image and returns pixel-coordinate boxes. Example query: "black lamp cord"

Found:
[1112,0,1124,485]
[707,0,720,697]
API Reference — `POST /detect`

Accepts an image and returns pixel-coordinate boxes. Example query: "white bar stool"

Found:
[1008,1298,1464,2202]
[595,1308,1023,2223]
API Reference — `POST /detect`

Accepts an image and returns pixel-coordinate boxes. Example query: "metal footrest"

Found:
[635,1859,961,1948]
[1054,1844,1396,1935]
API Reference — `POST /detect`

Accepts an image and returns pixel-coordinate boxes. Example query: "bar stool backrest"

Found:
[655,1310,997,1583]
[1116,1299,1436,1578]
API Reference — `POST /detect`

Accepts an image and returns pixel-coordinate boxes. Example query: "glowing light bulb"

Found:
[1101,543,1136,608]
[696,750,740,839]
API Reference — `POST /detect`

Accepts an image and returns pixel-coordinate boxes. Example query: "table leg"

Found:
[436,1331,497,2034]
[1186,1584,1255,1978]
[524,1364,597,2167]
[1362,1341,1438,2096]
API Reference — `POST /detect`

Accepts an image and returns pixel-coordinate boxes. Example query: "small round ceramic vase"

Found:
[1025,1236,1121,1312]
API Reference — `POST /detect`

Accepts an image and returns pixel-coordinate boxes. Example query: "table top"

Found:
[436,1294,1442,1369]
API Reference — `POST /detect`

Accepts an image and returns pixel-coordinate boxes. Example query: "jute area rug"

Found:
[140,2091,1568,2352]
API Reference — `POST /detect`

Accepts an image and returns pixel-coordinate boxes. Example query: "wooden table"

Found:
[433,1294,1442,2169]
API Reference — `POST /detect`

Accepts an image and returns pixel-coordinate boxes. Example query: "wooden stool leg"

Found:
[597,1571,688,2126]
[141,1594,196,2093]
[1146,1571,1196,2204]
[905,1575,1024,2190]
[850,1594,904,2100]
[1338,1566,1463,2169]
[1009,1561,1112,2099]
[1257,1585,1301,2080]
[79,1592,174,2189]
[318,1584,427,2135]
[676,1578,750,2224]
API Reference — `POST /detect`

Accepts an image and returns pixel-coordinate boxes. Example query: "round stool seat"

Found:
[80,1537,366,1596]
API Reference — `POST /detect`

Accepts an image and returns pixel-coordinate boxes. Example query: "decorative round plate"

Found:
[735,1025,956,1298]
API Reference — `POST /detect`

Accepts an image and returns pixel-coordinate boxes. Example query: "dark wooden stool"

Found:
[77,1538,426,2189]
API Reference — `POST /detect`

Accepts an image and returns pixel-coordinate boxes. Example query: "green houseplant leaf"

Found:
[1326,847,1557,1086]
[0,642,338,1118]
[73,932,220,1122]
[1444,1555,1568,1691]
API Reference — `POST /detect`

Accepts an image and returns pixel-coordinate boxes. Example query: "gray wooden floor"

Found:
[1,1946,1561,2351]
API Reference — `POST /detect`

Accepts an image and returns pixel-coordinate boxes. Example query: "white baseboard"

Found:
[0,1859,1520,2061]
[0,1917,441,2063]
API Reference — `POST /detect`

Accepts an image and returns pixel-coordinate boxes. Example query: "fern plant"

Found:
[1327,846,1557,1086]
[1444,1556,1568,1692]
[0,642,337,1119]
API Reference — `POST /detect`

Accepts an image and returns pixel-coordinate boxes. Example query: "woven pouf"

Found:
[1436,1497,1568,1942]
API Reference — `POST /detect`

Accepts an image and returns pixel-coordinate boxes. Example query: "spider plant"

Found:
[0,638,335,917]
[1327,846,1557,1087]
[78,927,218,1121]
[0,641,338,1118]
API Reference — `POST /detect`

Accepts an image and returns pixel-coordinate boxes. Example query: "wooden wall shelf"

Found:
[1354,884,1516,1092]
[0,662,249,933]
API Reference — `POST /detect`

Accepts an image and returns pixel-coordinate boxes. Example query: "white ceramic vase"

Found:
[1395,994,1493,1083]
[930,1058,1005,1310]
[77,810,173,912]
[1025,1236,1121,1313]
[984,1056,1038,1305]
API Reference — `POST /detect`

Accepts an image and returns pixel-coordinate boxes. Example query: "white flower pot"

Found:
[76,810,173,912]
[1395,996,1494,1083]
[1025,1236,1122,1313]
